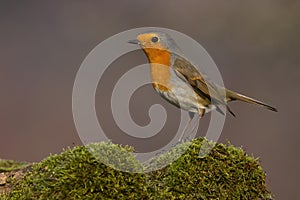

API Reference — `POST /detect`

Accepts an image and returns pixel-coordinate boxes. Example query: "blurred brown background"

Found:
[0,1,299,199]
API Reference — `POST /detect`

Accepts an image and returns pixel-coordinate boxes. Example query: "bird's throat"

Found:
[143,48,172,92]
[144,48,171,66]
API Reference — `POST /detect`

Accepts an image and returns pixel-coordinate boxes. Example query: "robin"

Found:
[128,32,277,141]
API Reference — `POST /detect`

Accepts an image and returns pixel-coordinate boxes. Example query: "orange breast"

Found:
[143,48,172,92]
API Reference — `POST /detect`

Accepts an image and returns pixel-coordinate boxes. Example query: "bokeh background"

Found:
[1,1,299,199]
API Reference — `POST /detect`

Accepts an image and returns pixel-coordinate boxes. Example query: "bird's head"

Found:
[128,32,180,64]
[128,32,178,51]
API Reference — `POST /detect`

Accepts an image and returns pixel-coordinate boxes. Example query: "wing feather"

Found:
[172,56,226,106]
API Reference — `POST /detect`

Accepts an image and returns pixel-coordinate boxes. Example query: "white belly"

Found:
[154,76,204,113]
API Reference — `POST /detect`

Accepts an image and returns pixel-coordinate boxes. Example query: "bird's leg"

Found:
[178,112,195,142]
[184,108,205,140]
[187,115,200,140]
[198,108,205,118]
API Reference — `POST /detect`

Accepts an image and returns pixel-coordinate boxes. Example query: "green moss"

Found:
[0,138,272,200]
[0,159,28,173]
[1,142,147,200]
[148,138,272,199]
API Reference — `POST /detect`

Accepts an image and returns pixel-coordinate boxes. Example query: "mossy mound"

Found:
[0,159,28,173]
[1,142,147,199]
[0,138,272,199]
[148,139,272,199]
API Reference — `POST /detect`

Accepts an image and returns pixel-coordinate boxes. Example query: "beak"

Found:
[128,39,139,45]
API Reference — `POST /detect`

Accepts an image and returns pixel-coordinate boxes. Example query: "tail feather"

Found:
[226,90,278,112]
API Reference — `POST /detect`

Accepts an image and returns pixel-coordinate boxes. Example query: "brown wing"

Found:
[172,55,233,115]
[172,56,225,102]
[172,55,277,115]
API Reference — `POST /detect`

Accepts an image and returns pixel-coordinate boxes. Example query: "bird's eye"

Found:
[151,36,159,43]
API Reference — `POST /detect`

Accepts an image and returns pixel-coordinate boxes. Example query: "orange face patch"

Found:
[143,48,171,66]
[136,33,173,92]
[143,48,173,91]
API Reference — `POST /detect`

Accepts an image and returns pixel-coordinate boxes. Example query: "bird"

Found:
[128,32,277,141]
